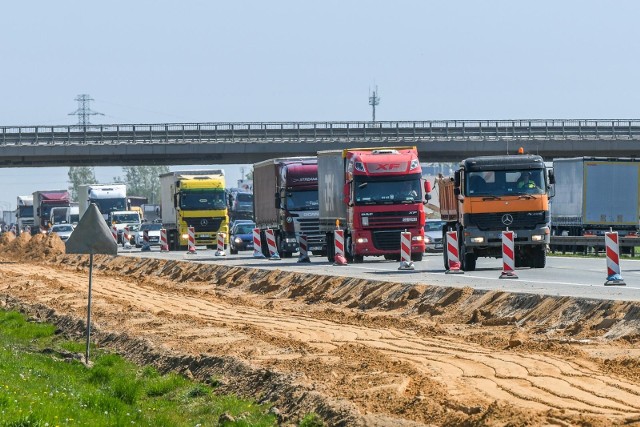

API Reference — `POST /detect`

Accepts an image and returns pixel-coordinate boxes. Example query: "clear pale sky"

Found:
[1,1,639,210]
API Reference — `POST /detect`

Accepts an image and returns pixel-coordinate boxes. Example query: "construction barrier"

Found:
[111,225,118,242]
[333,229,347,266]
[187,226,197,254]
[500,230,518,279]
[141,229,151,252]
[265,228,280,260]
[122,227,130,245]
[605,231,626,286]
[160,228,169,251]
[253,228,265,258]
[215,232,226,256]
[445,231,463,274]
[398,231,414,270]
[297,234,310,263]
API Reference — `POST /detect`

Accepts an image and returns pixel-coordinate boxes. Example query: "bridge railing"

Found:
[2,119,640,145]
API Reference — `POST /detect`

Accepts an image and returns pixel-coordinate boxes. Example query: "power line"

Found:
[68,94,104,125]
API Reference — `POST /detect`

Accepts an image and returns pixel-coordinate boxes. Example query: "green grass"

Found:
[0,310,277,427]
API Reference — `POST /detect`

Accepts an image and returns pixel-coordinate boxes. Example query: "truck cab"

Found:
[440,154,554,270]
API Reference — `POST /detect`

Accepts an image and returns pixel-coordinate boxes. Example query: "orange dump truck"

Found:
[438,154,554,271]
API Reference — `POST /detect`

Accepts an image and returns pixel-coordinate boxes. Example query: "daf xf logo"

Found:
[501,214,514,226]
[375,163,401,170]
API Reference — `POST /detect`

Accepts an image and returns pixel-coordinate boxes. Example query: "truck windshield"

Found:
[466,169,545,196]
[285,190,319,211]
[51,209,68,224]
[354,179,421,205]
[18,206,33,217]
[112,214,140,223]
[180,190,227,210]
[92,198,127,214]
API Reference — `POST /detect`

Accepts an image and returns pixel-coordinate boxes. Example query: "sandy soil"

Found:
[1,231,640,426]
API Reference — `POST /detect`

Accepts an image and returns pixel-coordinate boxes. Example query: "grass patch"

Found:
[0,309,277,426]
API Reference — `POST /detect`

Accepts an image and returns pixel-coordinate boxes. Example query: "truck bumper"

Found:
[463,226,550,252]
[351,229,426,256]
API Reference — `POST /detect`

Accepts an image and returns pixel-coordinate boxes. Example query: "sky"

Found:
[1,0,640,210]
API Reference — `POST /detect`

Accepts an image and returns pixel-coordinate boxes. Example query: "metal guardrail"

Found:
[2,119,640,146]
[549,236,640,247]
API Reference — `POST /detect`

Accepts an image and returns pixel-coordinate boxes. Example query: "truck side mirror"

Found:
[424,181,432,193]
[173,193,178,208]
[454,170,461,187]
[343,183,350,204]
[548,169,556,185]
[274,192,281,209]
[454,188,461,197]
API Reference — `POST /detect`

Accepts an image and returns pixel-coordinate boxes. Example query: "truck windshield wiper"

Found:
[481,195,501,200]
[518,194,535,199]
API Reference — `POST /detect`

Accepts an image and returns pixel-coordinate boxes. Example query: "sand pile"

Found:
[6,232,66,261]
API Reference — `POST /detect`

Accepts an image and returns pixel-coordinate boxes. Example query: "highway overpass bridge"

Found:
[1,119,639,167]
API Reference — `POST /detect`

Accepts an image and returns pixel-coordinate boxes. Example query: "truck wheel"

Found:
[230,246,238,255]
[443,247,449,270]
[353,255,364,263]
[326,233,335,262]
[261,231,270,257]
[531,246,546,268]
[461,242,476,271]
[411,253,423,262]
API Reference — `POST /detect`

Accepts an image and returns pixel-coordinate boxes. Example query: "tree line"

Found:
[67,166,169,203]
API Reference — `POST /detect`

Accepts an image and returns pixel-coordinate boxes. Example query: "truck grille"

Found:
[184,217,224,232]
[294,217,324,244]
[372,229,404,250]
[363,210,419,228]
[468,211,548,231]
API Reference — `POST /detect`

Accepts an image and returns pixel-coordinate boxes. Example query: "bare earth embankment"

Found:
[1,231,640,426]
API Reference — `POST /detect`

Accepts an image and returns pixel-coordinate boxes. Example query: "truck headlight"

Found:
[356,237,368,244]
[531,235,544,241]
[181,233,189,240]
[412,236,423,242]
[470,237,484,243]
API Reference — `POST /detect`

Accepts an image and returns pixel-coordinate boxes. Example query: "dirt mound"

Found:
[18,232,66,260]
[1,242,640,425]
[0,231,16,245]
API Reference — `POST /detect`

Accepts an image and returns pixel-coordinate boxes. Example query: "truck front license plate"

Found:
[309,246,322,251]
[200,234,210,238]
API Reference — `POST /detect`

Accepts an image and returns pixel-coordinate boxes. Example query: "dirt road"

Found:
[1,232,640,426]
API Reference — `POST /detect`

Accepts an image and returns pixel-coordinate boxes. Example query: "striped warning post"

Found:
[160,228,169,251]
[297,234,310,263]
[215,232,226,256]
[186,226,197,254]
[265,228,280,260]
[500,230,518,279]
[111,225,118,242]
[445,231,463,274]
[333,229,347,265]
[141,229,151,252]
[253,228,265,258]
[398,231,414,270]
[605,231,626,286]
[122,227,130,246]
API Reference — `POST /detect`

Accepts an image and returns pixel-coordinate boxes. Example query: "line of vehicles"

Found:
[9,150,637,271]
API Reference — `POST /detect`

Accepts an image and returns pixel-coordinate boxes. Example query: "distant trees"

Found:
[113,166,169,204]
[68,167,97,201]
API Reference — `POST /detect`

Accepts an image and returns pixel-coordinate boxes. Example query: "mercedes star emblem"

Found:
[501,214,514,226]
[200,219,208,226]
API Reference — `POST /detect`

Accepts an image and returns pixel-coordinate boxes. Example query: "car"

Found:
[50,223,75,242]
[424,219,446,253]
[229,222,255,254]
[229,219,254,231]
[134,222,162,248]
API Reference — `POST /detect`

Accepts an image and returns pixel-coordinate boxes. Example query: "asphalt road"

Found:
[120,248,640,302]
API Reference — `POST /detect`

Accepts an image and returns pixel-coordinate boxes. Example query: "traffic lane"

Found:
[118,248,640,302]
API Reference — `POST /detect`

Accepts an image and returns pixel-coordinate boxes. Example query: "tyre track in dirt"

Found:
[2,233,640,425]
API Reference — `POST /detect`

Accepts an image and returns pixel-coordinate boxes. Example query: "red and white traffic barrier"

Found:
[605,231,626,286]
[253,228,265,258]
[265,228,280,260]
[500,230,518,279]
[398,231,414,270]
[333,229,347,266]
[122,227,130,246]
[297,234,310,263]
[141,229,151,251]
[215,232,226,256]
[111,225,118,242]
[160,228,169,251]
[186,226,197,254]
[445,230,463,274]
